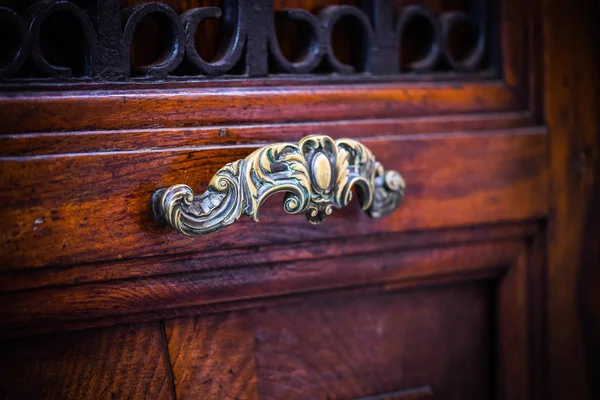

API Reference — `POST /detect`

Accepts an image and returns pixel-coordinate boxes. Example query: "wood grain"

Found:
[0,1,565,399]
[249,284,492,399]
[0,82,519,134]
[0,221,538,293]
[0,240,522,335]
[544,0,600,398]
[0,322,174,399]
[0,112,533,156]
[160,282,494,400]
[0,130,548,271]
[165,312,258,399]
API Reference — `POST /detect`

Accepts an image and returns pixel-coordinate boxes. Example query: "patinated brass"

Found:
[152,135,405,236]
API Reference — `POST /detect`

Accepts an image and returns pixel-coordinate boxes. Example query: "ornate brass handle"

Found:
[152,135,405,237]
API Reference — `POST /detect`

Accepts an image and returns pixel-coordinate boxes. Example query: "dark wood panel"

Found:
[165,312,258,399]
[497,251,530,399]
[162,283,492,400]
[544,0,600,397]
[0,130,548,270]
[526,228,547,400]
[0,112,533,156]
[0,241,522,336]
[248,283,492,399]
[156,248,542,400]
[0,322,174,399]
[0,82,519,134]
[501,0,531,108]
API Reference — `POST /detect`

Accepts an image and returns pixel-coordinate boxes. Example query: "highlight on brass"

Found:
[152,135,406,237]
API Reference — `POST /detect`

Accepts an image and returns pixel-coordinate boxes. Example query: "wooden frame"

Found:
[7,0,593,398]
[0,222,546,399]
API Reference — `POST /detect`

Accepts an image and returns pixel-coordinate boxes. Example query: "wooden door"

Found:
[0,0,597,399]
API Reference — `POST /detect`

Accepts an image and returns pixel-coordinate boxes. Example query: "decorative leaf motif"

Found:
[153,135,405,237]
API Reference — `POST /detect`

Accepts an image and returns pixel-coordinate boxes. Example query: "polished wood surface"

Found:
[0,82,517,133]
[1,220,536,292]
[0,112,533,156]
[0,129,547,270]
[0,0,598,398]
[0,239,524,335]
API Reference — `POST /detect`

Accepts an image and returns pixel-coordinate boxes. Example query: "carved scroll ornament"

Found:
[152,135,405,237]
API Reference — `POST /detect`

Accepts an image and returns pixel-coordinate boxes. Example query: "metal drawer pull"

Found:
[152,135,405,237]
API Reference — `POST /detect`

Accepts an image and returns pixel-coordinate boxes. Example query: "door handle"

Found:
[152,135,405,236]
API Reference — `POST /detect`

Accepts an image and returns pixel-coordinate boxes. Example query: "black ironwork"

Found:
[0,0,493,82]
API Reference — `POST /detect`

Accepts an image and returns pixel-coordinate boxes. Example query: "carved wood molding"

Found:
[0,234,535,337]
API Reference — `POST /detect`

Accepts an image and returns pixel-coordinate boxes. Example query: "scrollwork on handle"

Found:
[152,135,405,237]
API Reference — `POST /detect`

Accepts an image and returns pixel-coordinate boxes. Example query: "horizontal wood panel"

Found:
[0,129,547,271]
[0,240,522,335]
[0,82,520,134]
[0,222,538,293]
[0,112,533,156]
